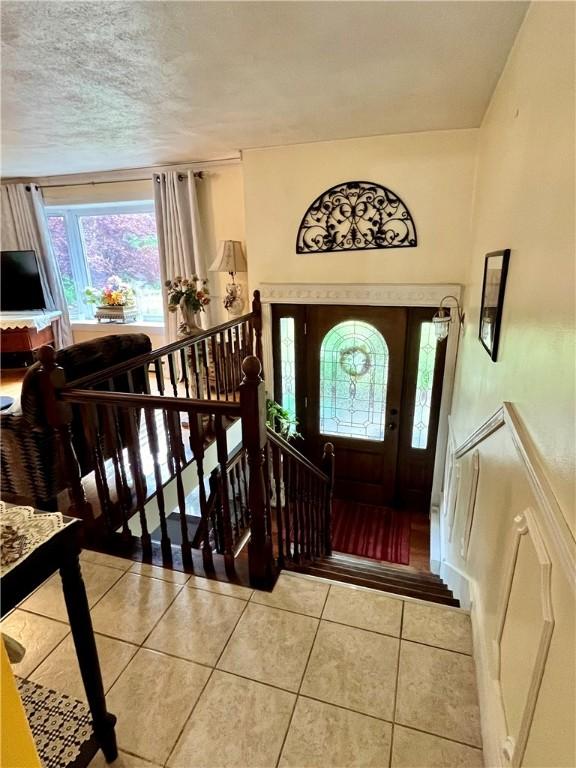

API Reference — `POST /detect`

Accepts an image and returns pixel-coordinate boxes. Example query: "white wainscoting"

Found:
[439,402,575,768]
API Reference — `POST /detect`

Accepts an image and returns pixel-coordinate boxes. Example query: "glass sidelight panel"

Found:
[411,322,438,449]
[279,317,297,428]
[320,320,389,440]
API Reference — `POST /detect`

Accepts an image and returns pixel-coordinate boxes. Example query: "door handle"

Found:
[388,422,397,431]
[390,408,399,416]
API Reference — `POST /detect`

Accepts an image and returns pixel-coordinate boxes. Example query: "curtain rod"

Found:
[43,171,204,190]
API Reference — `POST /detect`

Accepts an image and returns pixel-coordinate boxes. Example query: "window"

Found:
[279,317,296,430]
[46,202,163,322]
[411,322,438,449]
[319,320,389,441]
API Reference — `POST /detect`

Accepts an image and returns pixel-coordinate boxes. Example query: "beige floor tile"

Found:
[217,602,318,692]
[30,632,138,699]
[251,573,329,617]
[129,562,190,584]
[106,648,211,764]
[145,587,246,665]
[301,621,399,720]
[395,642,482,748]
[279,696,392,768]
[0,610,69,678]
[322,584,403,636]
[80,550,133,571]
[187,575,253,600]
[90,573,182,644]
[19,561,124,622]
[402,603,473,655]
[168,670,295,768]
[89,749,162,767]
[392,725,484,767]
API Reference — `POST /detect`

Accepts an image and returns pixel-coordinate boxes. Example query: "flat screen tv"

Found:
[1,250,47,312]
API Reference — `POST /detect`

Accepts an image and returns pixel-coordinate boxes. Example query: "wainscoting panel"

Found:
[438,403,575,768]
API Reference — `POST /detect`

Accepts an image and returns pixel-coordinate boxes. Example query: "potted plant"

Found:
[85,276,137,323]
[266,398,301,440]
[165,275,210,336]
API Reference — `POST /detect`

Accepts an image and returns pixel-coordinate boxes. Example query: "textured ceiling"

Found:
[1,1,528,177]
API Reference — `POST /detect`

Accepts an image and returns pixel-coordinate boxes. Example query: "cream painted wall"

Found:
[450,1,576,534]
[438,5,576,768]
[198,164,247,326]
[243,129,478,289]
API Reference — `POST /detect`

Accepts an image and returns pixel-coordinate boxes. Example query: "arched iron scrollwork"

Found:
[296,180,417,253]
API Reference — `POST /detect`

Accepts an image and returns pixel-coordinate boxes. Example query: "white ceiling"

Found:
[1,1,528,178]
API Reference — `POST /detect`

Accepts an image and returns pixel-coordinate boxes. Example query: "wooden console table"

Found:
[0,310,62,366]
[0,503,118,764]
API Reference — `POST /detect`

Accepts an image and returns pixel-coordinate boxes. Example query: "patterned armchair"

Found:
[0,333,152,511]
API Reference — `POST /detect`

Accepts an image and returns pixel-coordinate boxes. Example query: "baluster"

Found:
[187,344,201,399]
[224,328,233,396]
[271,442,284,567]
[263,442,273,539]
[304,471,312,560]
[239,356,275,587]
[314,477,322,558]
[208,468,222,553]
[210,335,222,400]
[153,359,165,396]
[239,451,249,525]
[165,409,193,567]
[228,458,241,540]
[179,348,191,398]
[123,406,151,558]
[233,461,244,529]
[282,450,292,561]
[144,406,172,563]
[83,404,113,533]
[200,340,211,400]
[188,411,214,573]
[214,414,235,575]
[100,397,130,539]
[292,459,300,563]
[167,353,179,397]
[322,442,335,556]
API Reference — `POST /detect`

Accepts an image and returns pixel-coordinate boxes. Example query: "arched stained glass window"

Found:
[320,321,389,441]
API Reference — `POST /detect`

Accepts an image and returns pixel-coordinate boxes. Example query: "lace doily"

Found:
[0,501,73,577]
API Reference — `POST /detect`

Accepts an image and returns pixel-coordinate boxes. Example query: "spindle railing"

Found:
[34,292,334,589]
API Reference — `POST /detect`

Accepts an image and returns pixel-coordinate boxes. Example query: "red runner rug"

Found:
[331,498,411,565]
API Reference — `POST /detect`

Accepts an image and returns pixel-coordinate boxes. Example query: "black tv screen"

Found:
[1,250,47,312]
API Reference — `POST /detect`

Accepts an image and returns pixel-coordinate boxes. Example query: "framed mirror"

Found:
[479,249,510,361]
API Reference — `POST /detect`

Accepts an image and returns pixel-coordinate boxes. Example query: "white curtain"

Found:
[153,171,213,342]
[0,183,73,348]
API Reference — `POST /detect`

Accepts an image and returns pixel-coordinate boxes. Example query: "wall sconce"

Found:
[432,295,465,341]
[209,240,248,316]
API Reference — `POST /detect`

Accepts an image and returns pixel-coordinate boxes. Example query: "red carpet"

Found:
[331,499,411,565]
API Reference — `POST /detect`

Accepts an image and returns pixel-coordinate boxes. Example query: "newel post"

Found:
[240,355,275,588]
[37,346,94,527]
[321,442,335,556]
[251,290,264,378]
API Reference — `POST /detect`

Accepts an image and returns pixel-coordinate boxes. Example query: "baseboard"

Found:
[439,559,471,608]
[469,580,507,768]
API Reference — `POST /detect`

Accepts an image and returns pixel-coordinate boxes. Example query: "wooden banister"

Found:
[60,389,242,415]
[267,429,329,483]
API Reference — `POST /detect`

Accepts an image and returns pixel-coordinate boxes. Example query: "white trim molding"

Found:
[460,449,480,559]
[493,507,554,768]
[258,282,461,307]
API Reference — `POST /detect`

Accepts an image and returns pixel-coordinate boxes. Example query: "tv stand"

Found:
[0,310,62,367]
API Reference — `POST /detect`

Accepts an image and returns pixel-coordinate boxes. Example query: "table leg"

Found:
[59,552,118,763]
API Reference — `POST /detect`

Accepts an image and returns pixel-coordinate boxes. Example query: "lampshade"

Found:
[432,295,465,342]
[209,240,247,274]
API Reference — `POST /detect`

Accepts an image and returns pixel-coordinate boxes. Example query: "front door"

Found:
[272,304,447,510]
[304,306,407,505]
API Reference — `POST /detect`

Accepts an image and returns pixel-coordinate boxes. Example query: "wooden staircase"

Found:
[285,551,459,606]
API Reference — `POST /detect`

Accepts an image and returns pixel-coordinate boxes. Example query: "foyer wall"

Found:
[242,128,478,289]
[439,5,575,768]
[450,1,575,534]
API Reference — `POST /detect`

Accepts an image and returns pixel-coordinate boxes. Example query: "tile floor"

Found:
[1,554,484,768]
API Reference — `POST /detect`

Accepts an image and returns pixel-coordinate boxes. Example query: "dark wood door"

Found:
[304,305,407,505]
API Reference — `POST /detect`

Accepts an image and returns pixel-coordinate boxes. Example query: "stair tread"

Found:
[330,552,439,578]
[287,563,458,606]
[325,555,444,584]
[313,561,450,594]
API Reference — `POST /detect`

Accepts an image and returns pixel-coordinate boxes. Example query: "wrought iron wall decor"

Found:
[296,180,417,253]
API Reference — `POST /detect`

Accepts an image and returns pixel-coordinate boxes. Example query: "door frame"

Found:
[259,282,462,539]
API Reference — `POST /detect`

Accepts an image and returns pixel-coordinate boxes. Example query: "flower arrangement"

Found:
[165,275,210,314]
[85,276,136,307]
